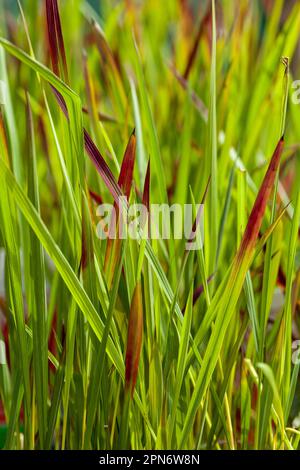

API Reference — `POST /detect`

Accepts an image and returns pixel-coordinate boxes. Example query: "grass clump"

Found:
[0,0,300,450]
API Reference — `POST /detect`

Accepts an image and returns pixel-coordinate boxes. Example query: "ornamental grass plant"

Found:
[0,0,300,450]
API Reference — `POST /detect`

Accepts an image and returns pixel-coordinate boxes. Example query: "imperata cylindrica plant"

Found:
[0,0,299,454]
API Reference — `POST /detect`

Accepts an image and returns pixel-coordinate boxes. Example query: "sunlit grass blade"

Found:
[24,93,48,448]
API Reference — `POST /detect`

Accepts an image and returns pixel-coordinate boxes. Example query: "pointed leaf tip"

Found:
[46,0,69,82]
[238,137,284,259]
[142,159,150,212]
[118,132,136,199]
[125,281,143,398]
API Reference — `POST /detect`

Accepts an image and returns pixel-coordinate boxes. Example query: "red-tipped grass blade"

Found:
[125,281,143,398]
[180,136,285,447]
[236,136,285,265]
[104,131,136,283]
[142,160,150,212]
[45,0,69,82]
[183,8,212,80]
[118,129,136,198]
[88,188,103,206]
[46,2,124,208]
[51,86,124,207]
